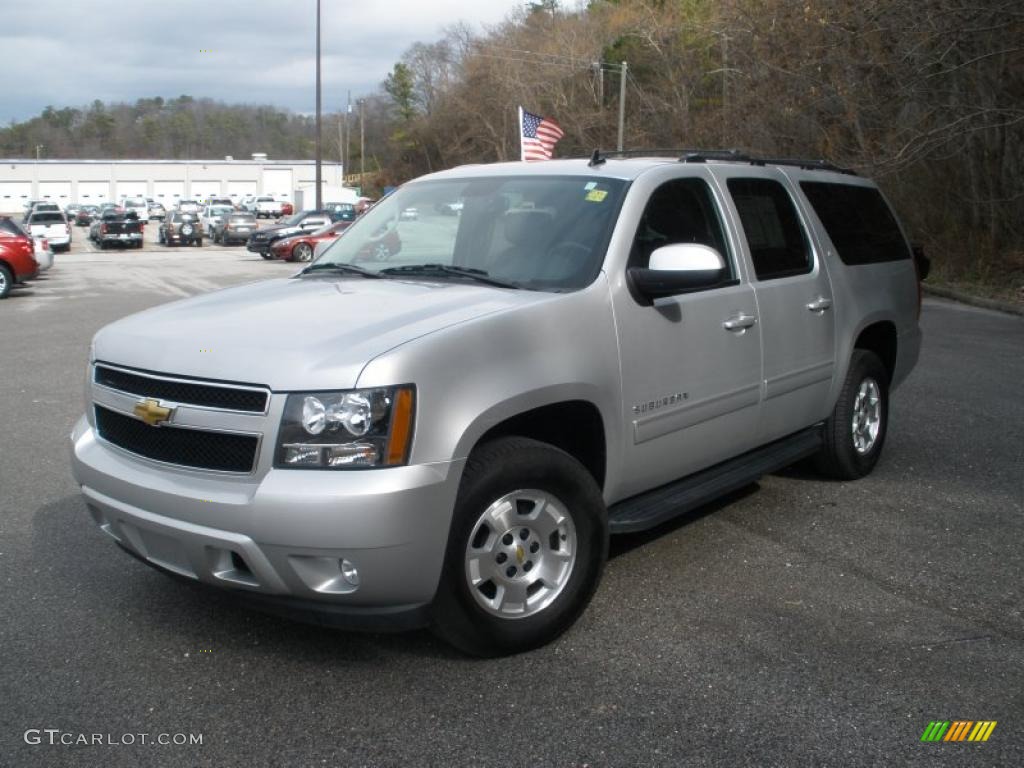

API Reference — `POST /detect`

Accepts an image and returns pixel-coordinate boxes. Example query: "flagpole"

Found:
[518,106,525,162]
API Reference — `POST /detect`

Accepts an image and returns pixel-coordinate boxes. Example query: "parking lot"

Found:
[1,248,1022,765]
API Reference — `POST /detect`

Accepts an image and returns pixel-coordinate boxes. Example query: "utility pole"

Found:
[344,90,351,179]
[721,34,728,146]
[35,144,44,160]
[314,0,323,209]
[617,61,628,151]
[359,100,365,190]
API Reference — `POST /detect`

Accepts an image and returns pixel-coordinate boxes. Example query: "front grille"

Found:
[95,365,267,413]
[95,406,258,473]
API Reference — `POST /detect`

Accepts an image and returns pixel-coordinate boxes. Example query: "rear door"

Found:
[717,170,836,442]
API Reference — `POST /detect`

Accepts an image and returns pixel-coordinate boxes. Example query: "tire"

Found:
[430,437,608,657]
[292,242,313,262]
[0,264,12,299]
[259,251,274,260]
[195,239,203,248]
[815,349,889,480]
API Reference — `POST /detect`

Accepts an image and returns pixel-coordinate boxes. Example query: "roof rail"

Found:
[582,148,857,175]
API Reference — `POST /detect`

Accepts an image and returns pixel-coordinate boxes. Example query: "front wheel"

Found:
[815,349,889,480]
[292,242,313,262]
[0,264,12,298]
[430,437,608,657]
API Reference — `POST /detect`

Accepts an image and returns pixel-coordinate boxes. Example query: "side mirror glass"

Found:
[628,244,731,299]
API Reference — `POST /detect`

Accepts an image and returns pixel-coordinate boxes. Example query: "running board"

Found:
[607,427,823,534]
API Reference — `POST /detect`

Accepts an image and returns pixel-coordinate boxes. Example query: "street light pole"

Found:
[314,0,322,209]
[359,100,365,190]
[617,61,628,152]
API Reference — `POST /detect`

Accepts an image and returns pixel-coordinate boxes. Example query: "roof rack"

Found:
[584,148,857,175]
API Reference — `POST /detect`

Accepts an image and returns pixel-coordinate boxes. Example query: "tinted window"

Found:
[799,182,910,264]
[629,178,732,275]
[30,212,65,224]
[727,178,811,280]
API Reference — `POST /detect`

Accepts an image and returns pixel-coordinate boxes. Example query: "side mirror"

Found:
[628,244,731,299]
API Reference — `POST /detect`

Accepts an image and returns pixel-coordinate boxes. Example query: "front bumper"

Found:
[70,416,464,629]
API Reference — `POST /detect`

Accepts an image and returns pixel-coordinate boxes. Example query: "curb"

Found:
[923,284,1024,317]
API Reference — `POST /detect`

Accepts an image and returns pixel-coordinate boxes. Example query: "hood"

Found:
[93,276,552,391]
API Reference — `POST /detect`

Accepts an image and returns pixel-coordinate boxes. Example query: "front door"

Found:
[612,174,763,500]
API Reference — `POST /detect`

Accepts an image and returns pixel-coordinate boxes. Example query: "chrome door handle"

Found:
[723,313,757,331]
[807,297,832,312]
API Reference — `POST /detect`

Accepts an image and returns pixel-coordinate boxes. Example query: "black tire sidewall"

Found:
[820,350,890,479]
[0,265,11,298]
[431,437,608,656]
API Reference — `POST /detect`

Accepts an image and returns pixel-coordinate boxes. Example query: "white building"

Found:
[0,153,344,212]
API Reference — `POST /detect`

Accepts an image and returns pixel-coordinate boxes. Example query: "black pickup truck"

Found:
[89,210,144,250]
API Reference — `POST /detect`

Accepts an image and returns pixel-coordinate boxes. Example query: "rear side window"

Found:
[0,218,27,236]
[727,178,811,281]
[800,182,910,264]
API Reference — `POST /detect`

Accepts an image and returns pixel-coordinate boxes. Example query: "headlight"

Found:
[274,386,415,469]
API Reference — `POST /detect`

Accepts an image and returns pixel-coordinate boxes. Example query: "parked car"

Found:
[148,202,166,220]
[71,152,924,656]
[211,212,258,245]
[122,197,149,222]
[65,204,83,221]
[158,211,203,247]
[177,200,201,215]
[280,201,294,216]
[90,210,144,249]
[32,236,54,272]
[76,206,100,226]
[23,201,61,222]
[0,216,39,298]
[324,202,357,222]
[25,210,72,252]
[245,211,332,257]
[200,205,235,237]
[207,197,234,209]
[253,196,283,218]
[239,195,258,213]
[270,219,353,261]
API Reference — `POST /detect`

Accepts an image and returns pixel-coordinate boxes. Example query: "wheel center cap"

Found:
[515,544,525,564]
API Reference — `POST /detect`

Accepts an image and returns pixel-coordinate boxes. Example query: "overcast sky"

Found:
[3,0,522,123]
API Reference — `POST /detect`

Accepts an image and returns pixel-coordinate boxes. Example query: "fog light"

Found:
[340,559,360,587]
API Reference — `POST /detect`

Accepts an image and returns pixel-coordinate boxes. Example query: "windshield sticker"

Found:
[583,181,597,191]
[585,189,608,203]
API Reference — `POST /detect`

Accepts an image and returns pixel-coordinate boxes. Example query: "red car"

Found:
[270,220,353,262]
[280,201,294,216]
[0,217,39,298]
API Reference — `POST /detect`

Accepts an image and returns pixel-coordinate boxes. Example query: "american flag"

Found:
[520,108,564,161]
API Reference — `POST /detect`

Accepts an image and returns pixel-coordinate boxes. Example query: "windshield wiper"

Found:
[379,264,520,289]
[299,262,386,278]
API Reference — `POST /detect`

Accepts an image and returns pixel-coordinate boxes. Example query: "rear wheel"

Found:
[815,349,889,479]
[0,264,12,298]
[430,437,608,657]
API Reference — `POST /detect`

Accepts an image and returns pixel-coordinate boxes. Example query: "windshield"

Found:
[314,176,626,291]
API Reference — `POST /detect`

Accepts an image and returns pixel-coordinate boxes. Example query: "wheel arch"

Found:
[853,320,898,384]
[455,393,608,492]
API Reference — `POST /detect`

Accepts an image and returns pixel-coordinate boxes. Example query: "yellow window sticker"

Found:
[585,189,608,202]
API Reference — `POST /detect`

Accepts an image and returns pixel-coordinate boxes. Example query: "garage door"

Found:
[153,181,184,205]
[116,181,148,199]
[0,181,32,213]
[262,168,293,198]
[190,182,221,202]
[78,181,110,204]
[227,180,257,202]
[38,181,72,204]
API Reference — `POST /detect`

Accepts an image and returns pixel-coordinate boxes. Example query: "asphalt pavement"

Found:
[0,252,1021,767]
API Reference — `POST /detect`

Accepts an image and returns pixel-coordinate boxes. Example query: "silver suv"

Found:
[71,151,923,655]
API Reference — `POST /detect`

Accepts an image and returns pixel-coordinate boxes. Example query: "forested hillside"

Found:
[2,0,1019,291]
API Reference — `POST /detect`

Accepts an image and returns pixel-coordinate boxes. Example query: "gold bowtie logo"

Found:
[133,398,173,426]
[515,545,525,564]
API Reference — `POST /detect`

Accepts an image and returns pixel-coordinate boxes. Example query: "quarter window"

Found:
[800,182,910,265]
[727,178,812,280]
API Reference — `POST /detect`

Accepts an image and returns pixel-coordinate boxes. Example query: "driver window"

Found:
[630,178,732,277]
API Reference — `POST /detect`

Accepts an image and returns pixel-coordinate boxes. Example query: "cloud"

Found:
[0,0,519,121]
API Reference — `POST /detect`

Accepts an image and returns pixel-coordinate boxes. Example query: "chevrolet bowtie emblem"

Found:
[515,545,525,564]
[133,398,173,426]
